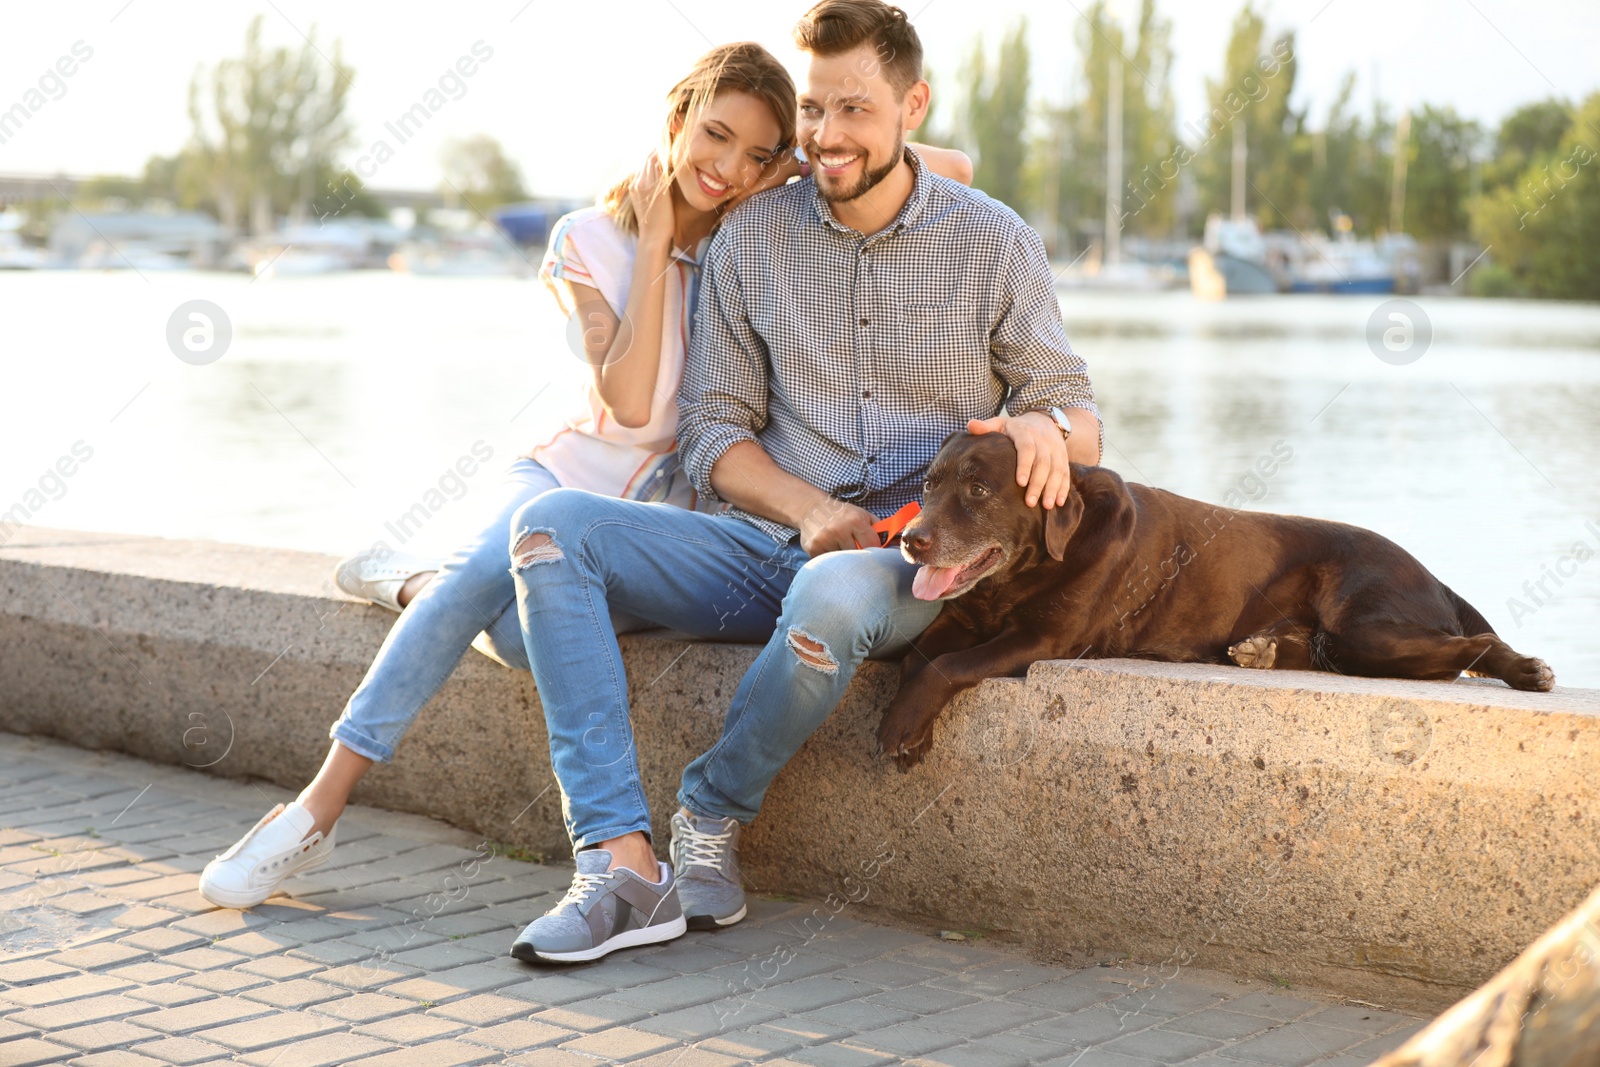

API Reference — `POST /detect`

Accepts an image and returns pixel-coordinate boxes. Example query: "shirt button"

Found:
[859,318,869,326]
[861,389,872,399]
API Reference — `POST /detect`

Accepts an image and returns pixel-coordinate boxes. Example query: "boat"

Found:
[1188,216,1278,299]
[0,213,43,269]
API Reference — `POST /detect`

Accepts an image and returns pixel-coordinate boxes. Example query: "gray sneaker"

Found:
[509,849,685,963]
[669,809,747,930]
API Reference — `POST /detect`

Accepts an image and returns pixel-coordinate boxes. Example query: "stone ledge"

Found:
[3,525,1598,1013]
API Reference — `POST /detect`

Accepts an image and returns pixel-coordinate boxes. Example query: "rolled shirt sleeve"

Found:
[992,224,1103,454]
[677,233,769,502]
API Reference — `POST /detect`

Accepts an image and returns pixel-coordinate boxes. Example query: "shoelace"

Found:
[557,869,613,910]
[677,821,733,871]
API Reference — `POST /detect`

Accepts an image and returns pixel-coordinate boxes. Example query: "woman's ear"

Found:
[1044,489,1084,561]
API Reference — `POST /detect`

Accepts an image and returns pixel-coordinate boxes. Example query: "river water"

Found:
[3,272,1597,686]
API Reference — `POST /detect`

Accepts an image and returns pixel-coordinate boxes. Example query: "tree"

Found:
[439,134,528,212]
[1402,105,1481,240]
[1193,3,1302,231]
[1483,98,1572,193]
[957,21,1031,213]
[1471,93,1600,300]
[185,14,355,235]
[1028,0,1179,252]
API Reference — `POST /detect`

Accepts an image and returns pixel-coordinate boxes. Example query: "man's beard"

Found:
[814,126,906,204]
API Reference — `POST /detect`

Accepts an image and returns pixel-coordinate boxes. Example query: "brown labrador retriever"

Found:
[880,431,1554,769]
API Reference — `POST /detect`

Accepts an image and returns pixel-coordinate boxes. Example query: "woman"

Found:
[199,42,971,910]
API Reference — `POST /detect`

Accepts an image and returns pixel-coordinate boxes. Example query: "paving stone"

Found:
[493,973,620,1009]
[861,984,979,1015]
[560,1025,679,1061]
[785,1042,900,1067]
[316,960,425,991]
[1103,979,1232,1017]
[50,940,151,966]
[64,1051,170,1067]
[176,968,270,993]
[7,992,155,1030]
[190,1008,344,1051]
[926,960,1071,997]
[1220,1021,1368,1066]
[157,948,242,972]
[0,1038,77,1065]
[828,959,944,989]
[905,1044,1030,1067]
[750,975,873,1013]
[1223,992,1326,1022]
[700,1024,810,1060]
[1016,1007,1143,1047]
[628,996,786,1040]
[382,961,526,1002]
[427,993,552,1025]
[105,962,191,985]
[458,1017,575,1051]
[233,956,323,980]
[603,973,733,1012]
[1101,1023,1222,1061]
[236,978,346,1009]
[38,1018,164,1051]
[127,1034,231,1065]
[116,928,207,953]
[504,1050,619,1067]
[530,996,652,1032]
[0,958,73,984]
[844,1022,964,1057]
[629,1049,747,1067]
[0,972,133,1007]
[236,1031,395,1067]
[333,1040,498,1066]
[1301,1003,1419,1034]
[133,996,274,1034]
[1035,1049,1162,1067]
[799,997,920,1033]
[1162,1009,1281,1040]
[353,1012,471,1043]
[918,998,1057,1036]
[123,983,213,1008]
[1010,974,1126,1012]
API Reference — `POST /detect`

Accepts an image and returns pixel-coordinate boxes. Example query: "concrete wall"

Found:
[3,525,1598,1013]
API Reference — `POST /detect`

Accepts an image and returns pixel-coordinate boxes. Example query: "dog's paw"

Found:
[876,711,933,768]
[1506,655,1555,692]
[1228,634,1278,670]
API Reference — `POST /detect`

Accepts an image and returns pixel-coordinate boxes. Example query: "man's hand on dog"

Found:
[967,411,1070,509]
[798,496,882,557]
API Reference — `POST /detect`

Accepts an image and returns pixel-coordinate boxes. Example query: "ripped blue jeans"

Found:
[509,487,944,850]
[330,459,648,763]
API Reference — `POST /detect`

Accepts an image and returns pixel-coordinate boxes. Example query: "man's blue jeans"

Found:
[510,487,944,849]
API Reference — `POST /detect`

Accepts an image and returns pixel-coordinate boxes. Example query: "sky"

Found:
[1,0,1596,200]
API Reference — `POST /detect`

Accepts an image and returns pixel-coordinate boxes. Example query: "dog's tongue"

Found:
[912,564,962,601]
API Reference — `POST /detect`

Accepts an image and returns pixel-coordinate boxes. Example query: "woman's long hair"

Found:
[601,42,797,235]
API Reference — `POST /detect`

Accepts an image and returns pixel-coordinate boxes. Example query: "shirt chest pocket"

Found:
[889,300,989,392]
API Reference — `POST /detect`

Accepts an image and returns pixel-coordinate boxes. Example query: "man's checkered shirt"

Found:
[677,147,1099,544]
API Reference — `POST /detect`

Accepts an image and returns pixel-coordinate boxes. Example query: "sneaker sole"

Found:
[684,903,747,931]
[511,915,688,963]
[197,847,334,910]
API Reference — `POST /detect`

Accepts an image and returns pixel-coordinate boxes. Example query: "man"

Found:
[507,0,1100,963]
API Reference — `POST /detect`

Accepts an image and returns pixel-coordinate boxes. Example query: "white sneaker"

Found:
[333,548,440,612]
[198,802,336,909]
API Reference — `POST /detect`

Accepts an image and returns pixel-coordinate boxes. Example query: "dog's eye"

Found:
[969,482,988,497]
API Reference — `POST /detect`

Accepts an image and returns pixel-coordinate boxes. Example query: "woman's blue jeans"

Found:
[329,459,647,762]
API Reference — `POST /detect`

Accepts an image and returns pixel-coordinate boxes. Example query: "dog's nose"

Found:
[903,528,932,556]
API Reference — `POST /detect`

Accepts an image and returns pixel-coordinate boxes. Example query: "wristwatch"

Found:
[1046,406,1074,443]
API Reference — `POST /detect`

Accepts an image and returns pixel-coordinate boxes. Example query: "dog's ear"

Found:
[1044,487,1085,561]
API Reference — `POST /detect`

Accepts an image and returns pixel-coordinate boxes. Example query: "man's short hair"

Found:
[792,0,924,100]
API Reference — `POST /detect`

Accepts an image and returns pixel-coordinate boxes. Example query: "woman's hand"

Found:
[718,148,803,217]
[629,152,676,244]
